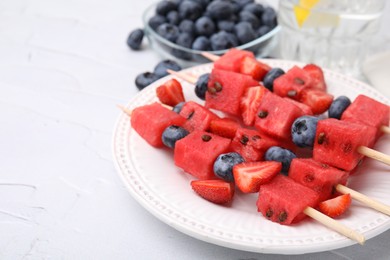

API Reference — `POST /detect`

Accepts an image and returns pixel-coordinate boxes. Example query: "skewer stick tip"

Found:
[201,51,220,62]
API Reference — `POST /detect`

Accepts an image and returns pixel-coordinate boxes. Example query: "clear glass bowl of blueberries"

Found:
[142,0,280,67]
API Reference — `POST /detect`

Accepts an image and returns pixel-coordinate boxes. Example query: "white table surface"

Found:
[1,0,390,259]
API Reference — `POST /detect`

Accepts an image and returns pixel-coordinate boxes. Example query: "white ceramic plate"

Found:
[112,60,390,254]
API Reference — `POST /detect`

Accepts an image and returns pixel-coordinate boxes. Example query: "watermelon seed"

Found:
[252,135,261,141]
[214,82,223,92]
[187,111,195,120]
[317,132,326,144]
[304,174,314,183]
[294,78,305,85]
[321,163,329,168]
[201,134,212,142]
[258,110,268,118]
[342,142,353,154]
[278,211,288,222]
[240,135,249,145]
[266,208,273,218]
[287,90,297,97]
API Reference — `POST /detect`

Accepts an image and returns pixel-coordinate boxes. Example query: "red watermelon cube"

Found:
[273,66,313,100]
[313,119,376,171]
[214,48,255,73]
[254,91,304,141]
[289,158,349,202]
[239,56,271,81]
[341,94,389,140]
[303,64,327,91]
[130,102,186,147]
[209,118,240,139]
[179,101,219,132]
[230,128,281,162]
[257,174,319,225]
[174,130,231,180]
[206,69,259,116]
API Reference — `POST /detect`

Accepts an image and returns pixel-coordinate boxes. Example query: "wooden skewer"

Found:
[167,69,197,84]
[200,51,220,62]
[336,184,390,216]
[303,207,365,245]
[358,146,390,167]
[380,125,390,135]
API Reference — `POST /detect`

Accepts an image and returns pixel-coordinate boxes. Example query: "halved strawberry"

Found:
[240,56,271,81]
[300,88,334,115]
[156,78,185,107]
[233,161,282,193]
[190,179,235,204]
[240,86,267,126]
[209,118,240,139]
[318,193,351,218]
[303,64,327,91]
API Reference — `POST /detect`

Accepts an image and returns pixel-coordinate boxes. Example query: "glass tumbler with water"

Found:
[278,0,385,78]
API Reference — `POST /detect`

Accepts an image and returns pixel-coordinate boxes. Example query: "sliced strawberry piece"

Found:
[303,64,327,91]
[273,66,313,100]
[190,179,235,204]
[300,88,334,115]
[240,56,271,81]
[284,98,313,115]
[209,118,240,139]
[156,78,185,107]
[318,193,351,218]
[233,161,282,193]
[240,86,268,126]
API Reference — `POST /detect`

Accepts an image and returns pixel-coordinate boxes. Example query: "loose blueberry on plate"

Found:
[127,28,144,50]
[135,72,160,90]
[195,16,216,36]
[162,125,189,148]
[195,73,210,100]
[265,146,296,175]
[192,36,211,51]
[291,116,319,148]
[234,21,256,44]
[154,59,182,78]
[178,0,203,21]
[156,23,180,42]
[263,68,285,91]
[328,96,351,119]
[213,152,245,182]
[172,101,186,114]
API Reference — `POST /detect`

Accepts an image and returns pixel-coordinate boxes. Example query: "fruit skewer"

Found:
[201,51,390,135]
[167,69,390,168]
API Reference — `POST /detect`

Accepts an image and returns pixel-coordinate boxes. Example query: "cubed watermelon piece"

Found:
[230,128,281,162]
[206,69,259,116]
[289,158,349,202]
[257,174,319,225]
[313,119,377,171]
[273,66,313,100]
[254,92,304,141]
[179,101,219,132]
[341,94,389,140]
[303,64,327,91]
[214,48,255,73]
[130,102,186,147]
[300,88,333,115]
[240,56,271,81]
[284,98,313,115]
[174,130,231,180]
[209,118,240,139]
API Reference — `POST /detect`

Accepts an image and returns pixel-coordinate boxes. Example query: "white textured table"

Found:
[1,0,390,259]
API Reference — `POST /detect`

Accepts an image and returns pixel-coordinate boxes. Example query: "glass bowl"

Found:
[142,1,281,67]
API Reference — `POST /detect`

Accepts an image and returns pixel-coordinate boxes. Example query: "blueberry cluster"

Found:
[149,0,277,55]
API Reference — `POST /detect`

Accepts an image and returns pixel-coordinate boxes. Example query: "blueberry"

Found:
[154,59,182,78]
[148,15,168,31]
[156,23,180,42]
[179,19,196,35]
[242,3,264,17]
[263,68,285,91]
[188,0,210,9]
[195,73,209,100]
[210,31,237,51]
[257,25,272,38]
[206,0,234,20]
[239,11,260,29]
[234,0,254,9]
[126,28,144,50]
[156,1,177,16]
[234,22,256,44]
[291,116,319,148]
[178,0,203,21]
[175,32,194,47]
[328,96,351,119]
[192,36,211,51]
[195,16,216,36]
[217,20,235,32]
[135,72,160,90]
[172,102,186,113]
[167,10,180,25]
[261,7,277,27]
[213,152,244,182]
[265,146,296,175]
[162,125,189,148]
